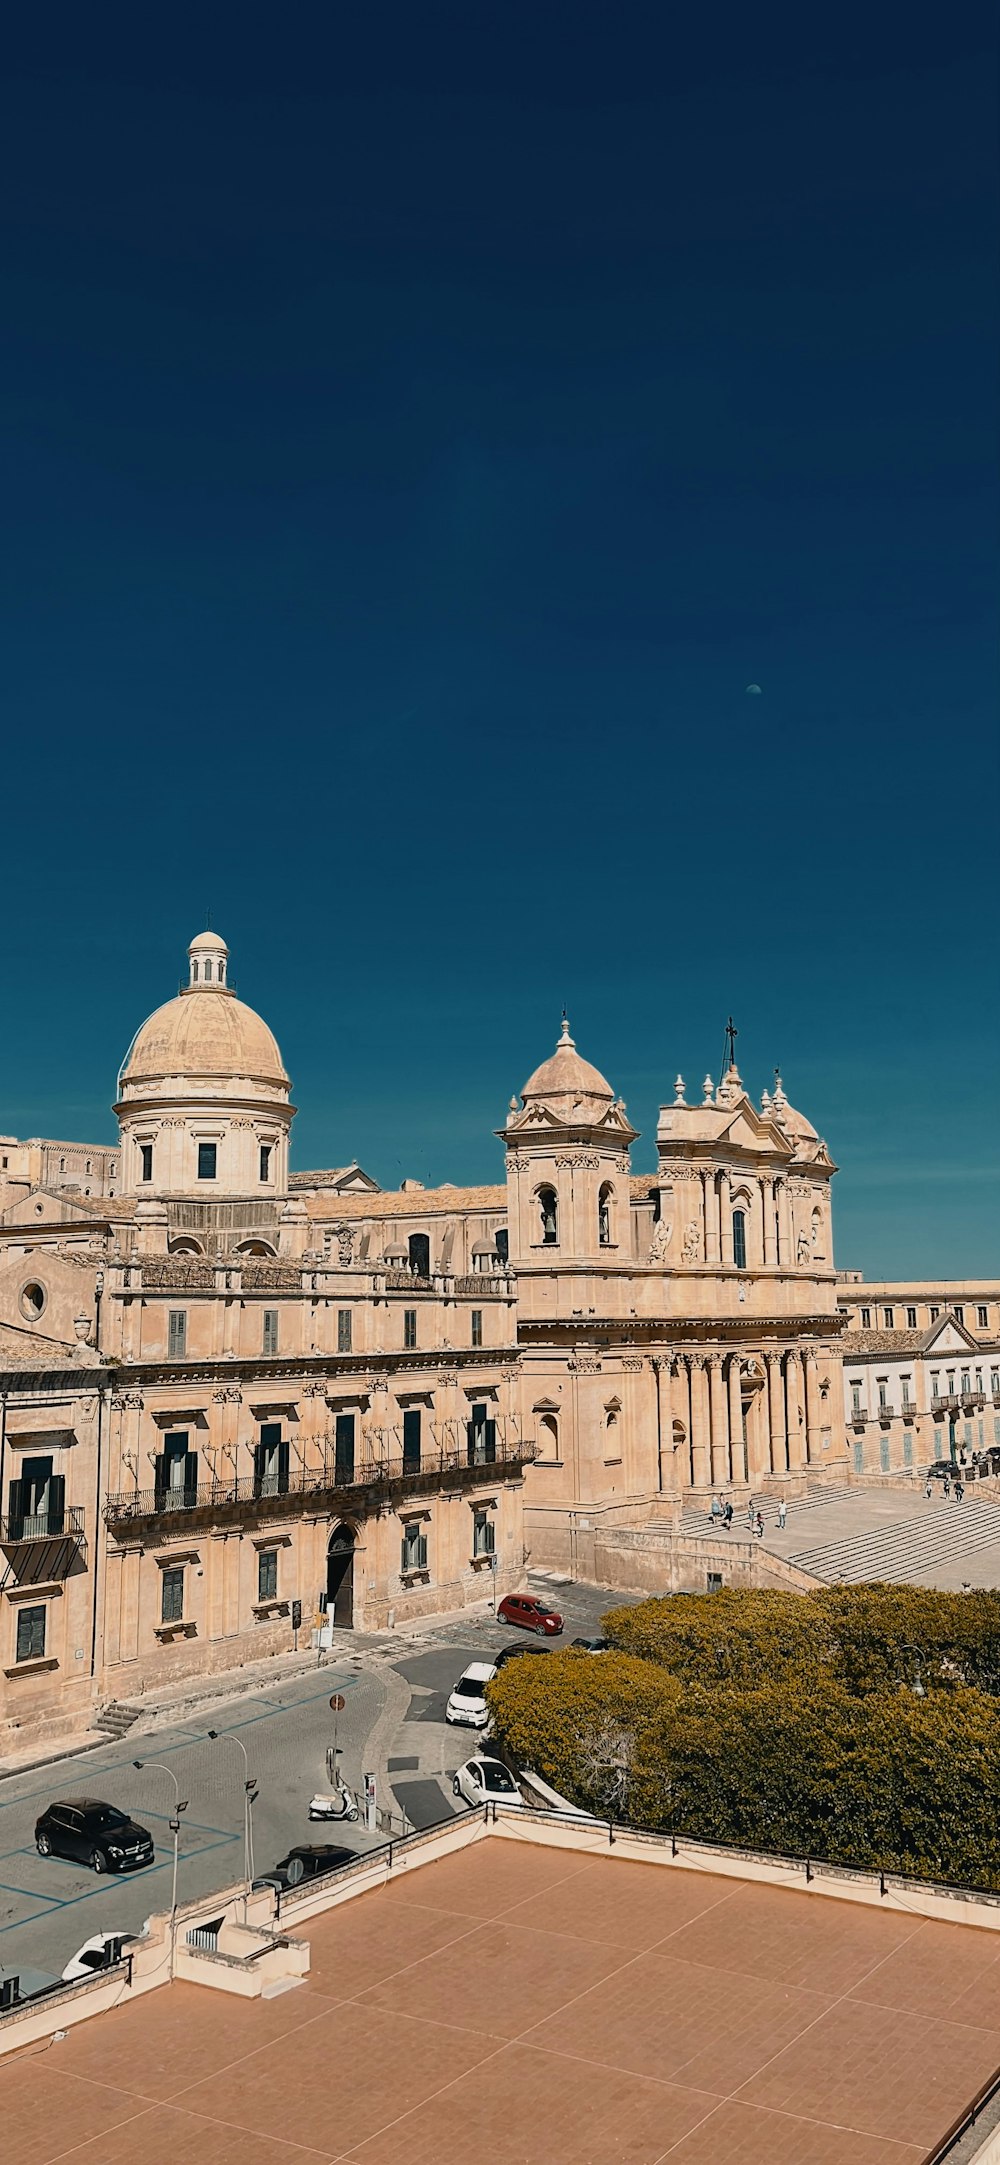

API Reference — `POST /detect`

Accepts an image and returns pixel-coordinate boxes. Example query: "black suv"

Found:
[35,1798,155,1874]
[254,1843,355,1892]
[493,1643,551,1670]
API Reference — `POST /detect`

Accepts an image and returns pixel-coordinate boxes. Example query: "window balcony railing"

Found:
[851,1411,866,1429]
[932,1394,960,1413]
[104,1439,536,1534]
[0,1504,85,1546]
[877,1403,892,1422]
[902,1401,917,1421]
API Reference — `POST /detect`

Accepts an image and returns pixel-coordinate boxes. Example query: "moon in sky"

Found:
[745,683,762,694]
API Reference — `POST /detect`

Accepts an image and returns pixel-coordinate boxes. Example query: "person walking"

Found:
[746,1496,755,1529]
[723,1499,734,1529]
[710,1493,723,1526]
[954,1479,965,1502]
[754,1511,764,1539]
[943,1474,951,1497]
[777,1497,787,1530]
[925,1479,933,1500]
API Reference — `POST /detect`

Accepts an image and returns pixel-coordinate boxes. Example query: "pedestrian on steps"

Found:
[754,1511,764,1539]
[954,1479,965,1502]
[777,1498,787,1530]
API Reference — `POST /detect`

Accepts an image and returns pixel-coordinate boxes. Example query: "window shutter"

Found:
[400,1536,408,1573]
[7,1479,24,1538]
[183,1452,199,1507]
[253,1442,266,1496]
[466,1419,476,1466]
[277,1438,290,1493]
[153,1454,168,1509]
[47,1473,65,1534]
[485,1419,496,1463]
[417,1533,427,1570]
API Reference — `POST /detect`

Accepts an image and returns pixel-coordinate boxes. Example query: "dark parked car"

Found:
[497,1593,563,1636]
[493,1642,552,1670]
[571,1636,609,1652]
[35,1798,154,1874]
[254,1844,355,1892]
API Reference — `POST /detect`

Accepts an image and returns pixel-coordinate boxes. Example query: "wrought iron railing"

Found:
[0,1505,85,1545]
[105,1439,536,1530]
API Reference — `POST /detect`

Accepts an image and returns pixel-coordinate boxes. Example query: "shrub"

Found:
[603,1588,834,1691]
[486,1650,680,1814]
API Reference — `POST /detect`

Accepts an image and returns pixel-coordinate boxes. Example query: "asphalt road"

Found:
[0,1575,637,1986]
[0,1655,385,1988]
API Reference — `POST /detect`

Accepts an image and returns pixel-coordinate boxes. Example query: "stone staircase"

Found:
[788,1500,1000,1586]
[94,1700,143,1739]
[679,1486,858,1538]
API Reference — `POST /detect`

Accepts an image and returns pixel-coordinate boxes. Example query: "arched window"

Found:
[540,1413,559,1457]
[732,1209,747,1270]
[598,1182,613,1247]
[408,1232,430,1277]
[538,1186,558,1245]
[811,1206,824,1258]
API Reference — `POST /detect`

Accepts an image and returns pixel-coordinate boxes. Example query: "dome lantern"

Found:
[187,929,229,990]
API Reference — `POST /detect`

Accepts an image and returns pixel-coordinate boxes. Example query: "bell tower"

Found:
[500,1018,638,1282]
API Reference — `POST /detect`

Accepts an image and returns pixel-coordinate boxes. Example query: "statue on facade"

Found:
[682,1220,700,1262]
[647,1219,673,1262]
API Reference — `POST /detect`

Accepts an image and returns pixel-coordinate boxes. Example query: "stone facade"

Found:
[0,924,967,1745]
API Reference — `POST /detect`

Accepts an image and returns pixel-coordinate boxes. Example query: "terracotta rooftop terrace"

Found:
[7,1827,1000,2164]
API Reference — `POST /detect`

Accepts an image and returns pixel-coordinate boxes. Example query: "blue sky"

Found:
[1,4,996,1277]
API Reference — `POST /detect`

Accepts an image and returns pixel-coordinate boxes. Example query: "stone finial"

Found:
[702,1074,714,1104]
[674,1074,686,1105]
[508,1095,518,1113]
[761,1088,772,1114]
[772,1071,788,1121]
[558,1013,575,1049]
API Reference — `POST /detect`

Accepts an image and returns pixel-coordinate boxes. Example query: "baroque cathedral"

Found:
[0,926,940,1745]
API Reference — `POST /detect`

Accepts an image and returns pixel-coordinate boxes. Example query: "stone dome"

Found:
[120,931,289,1090]
[122,992,288,1087]
[521,1019,614,1107]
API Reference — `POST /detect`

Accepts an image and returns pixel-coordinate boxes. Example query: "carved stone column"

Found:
[762,1177,777,1268]
[719,1170,733,1266]
[775,1180,792,1269]
[766,1351,787,1473]
[707,1354,728,1487]
[671,1356,694,1487]
[701,1169,719,1265]
[653,1357,680,1493]
[804,1348,822,1465]
[728,1355,745,1483]
[746,1363,771,1481]
[786,1349,806,1468]
[689,1355,710,1488]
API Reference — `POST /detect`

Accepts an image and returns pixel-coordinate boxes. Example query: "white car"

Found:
[445,1661,497,1729]
[61,1929,140,1982]
[453,1756,524,1810]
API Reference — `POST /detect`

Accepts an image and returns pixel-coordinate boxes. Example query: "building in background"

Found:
[0,926,987,1747]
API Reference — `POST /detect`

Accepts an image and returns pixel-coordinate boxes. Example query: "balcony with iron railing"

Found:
[932,1392,987,1415]
[0,1505,87,1582]
[105,1437,536,1537]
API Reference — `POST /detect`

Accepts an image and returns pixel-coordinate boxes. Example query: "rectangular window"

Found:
[402,1409,421,1474]
[471,1309,483,1348]
[850,1382,862,1415]
[995,1417,1000,1445]
[961,1371,971,1394]
[978,1306,989,1329]
[861,1308,871,1328]
[254,1423,289,1498]
[903,1433,913,1467]
[403,1309,417,1350]
[473,1508,495,1558]
[337,1309,352,1353]
[877,1380,888,1408]
[262,1309,279,1356]
[907,1307,917,1329]
[161,1568,184,1624]
[140,1143,153,1183]
[955,1307,965,1325]
[334,1412,355,1485]
[401,1521,427,1573]
[930,1306,940,1322]
[880,1436,890,1472]
[732,1212,747,1270]
[257,1549,278,1603]
[197,1142,217,1181]
[883,1308,894,1328]
[964,1421,973,1447]
[168,1310,187,1358]
[901,1376,912,1406]
[15,1604,46,1663]
[259,1144,272,1182]
[992,1370,999,1396]
[854,1439,865,1475]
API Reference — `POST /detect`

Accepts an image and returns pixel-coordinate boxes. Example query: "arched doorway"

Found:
[326,1525,356,1629]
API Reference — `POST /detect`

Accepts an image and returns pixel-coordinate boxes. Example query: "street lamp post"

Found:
[208,1729,258,1901]
[899,1644,926,1698]
[133,1759,188,1971]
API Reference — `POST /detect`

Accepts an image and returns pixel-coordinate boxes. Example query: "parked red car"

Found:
[497,1593,563,1636]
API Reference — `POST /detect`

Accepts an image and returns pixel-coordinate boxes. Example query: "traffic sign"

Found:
[329,1693,346,1713]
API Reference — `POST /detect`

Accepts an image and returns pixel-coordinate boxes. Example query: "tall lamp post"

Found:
[133,1759,188,1972]
[208,1729,258,1903]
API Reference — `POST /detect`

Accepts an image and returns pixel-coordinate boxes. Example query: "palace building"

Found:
[0,928,992,1747]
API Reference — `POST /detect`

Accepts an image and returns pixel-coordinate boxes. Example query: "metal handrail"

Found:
[105,1440,536,1526]
[0,1505,85,1544]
